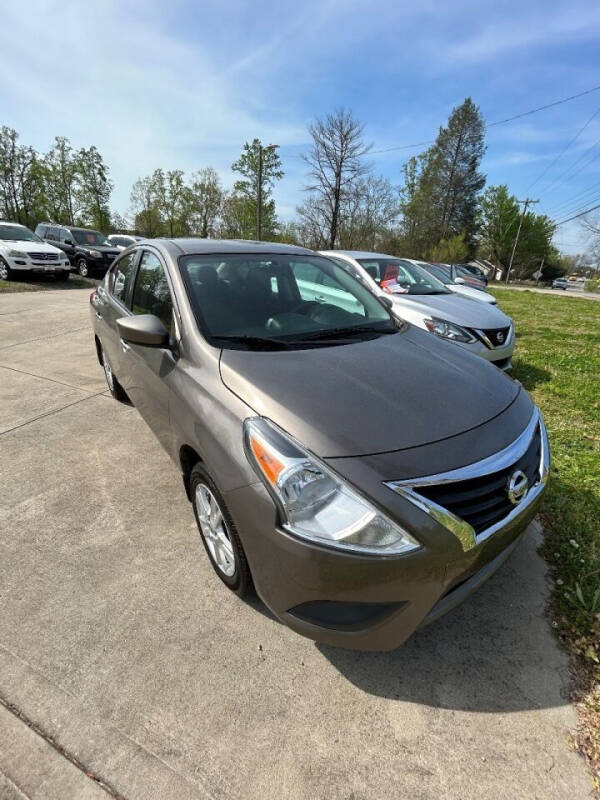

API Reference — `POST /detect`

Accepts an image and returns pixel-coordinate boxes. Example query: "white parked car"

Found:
[107,234,144,250]
[320,250,514,370]
[0,221,71,280]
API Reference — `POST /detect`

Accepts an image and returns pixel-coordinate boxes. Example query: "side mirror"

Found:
[64,238,74,246]
[117,315,169,348]
[454,277,465,285]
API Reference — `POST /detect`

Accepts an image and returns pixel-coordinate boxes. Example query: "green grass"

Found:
[0,274,95,293]
[491,287,600,786]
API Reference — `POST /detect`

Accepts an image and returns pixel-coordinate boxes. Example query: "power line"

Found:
[525,105,600,192]
[555,202,600,226]
[544,179,600,216]
[368,84,600,156]
[538,135,600,198]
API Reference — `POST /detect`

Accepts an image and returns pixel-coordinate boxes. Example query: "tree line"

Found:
[0,99,567,279]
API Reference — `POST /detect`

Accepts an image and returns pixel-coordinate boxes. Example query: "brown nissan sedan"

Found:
[90,239,549,650]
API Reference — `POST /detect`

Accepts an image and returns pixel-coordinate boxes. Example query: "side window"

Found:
[59,229,71,243]
[111,252,137,304]
[290,262,321,283]
[131,251,173,334]
[46,227,58,241]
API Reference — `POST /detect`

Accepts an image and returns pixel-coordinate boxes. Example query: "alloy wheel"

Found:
[77,259,89,277]
[195,483,236,577]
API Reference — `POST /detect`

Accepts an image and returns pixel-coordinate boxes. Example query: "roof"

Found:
[0,220,28,227]
[161,238,314,256]
[321,249,398,260]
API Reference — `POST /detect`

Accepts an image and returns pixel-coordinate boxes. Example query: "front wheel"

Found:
[191,464,251,596]
[77,258,89,277]
[100,345,129,403]
[0,260,13,281]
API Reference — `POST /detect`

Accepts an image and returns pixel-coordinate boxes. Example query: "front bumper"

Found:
[453,326,515,370]
[224,408,549,651]
[6,256,70,273]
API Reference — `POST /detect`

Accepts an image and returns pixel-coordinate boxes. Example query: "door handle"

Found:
[95,311,102,320]
[315,295,326,303]
[120,339,130,353]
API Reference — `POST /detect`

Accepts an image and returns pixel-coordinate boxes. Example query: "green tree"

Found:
[152,168,191,237]
[428,232,469,263]
[44,136,80,224]
[478,185,521,267]
[76,146,113,230]
[189,167,224,237]
[0,127,45,227]
[232,139,283,239]
[399,98,486,256]
[479,184,556,278]
[129,175,164,237]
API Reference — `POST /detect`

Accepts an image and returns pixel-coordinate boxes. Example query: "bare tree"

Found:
[582,213,600,262]
[300,109,371,249]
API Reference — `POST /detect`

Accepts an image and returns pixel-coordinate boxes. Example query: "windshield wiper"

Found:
[212,334,294,350]
[295,323,398,341]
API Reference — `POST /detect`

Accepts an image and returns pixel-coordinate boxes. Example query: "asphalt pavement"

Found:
[0,287,591,799]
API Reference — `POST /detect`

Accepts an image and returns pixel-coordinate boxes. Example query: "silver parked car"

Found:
[420,262,498,305]
[320,250,514,370]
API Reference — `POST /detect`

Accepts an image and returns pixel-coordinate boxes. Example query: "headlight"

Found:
[89,249,102,258]
[244,417,420,555]
[8,249,25,258]
[424,317,476,343]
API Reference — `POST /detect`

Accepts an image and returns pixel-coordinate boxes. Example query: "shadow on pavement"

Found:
[315,528,569,713]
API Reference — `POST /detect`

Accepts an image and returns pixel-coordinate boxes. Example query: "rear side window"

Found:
[111,252,137,304]
[131,251,173,333]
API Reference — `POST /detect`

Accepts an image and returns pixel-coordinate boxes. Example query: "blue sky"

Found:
[2,0,600,253]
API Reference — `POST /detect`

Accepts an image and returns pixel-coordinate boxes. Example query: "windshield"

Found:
[357,258,449,295]
[423,263,452,285]
[72,229,109,246]
[0,224,41,243]
[179,253,396,349]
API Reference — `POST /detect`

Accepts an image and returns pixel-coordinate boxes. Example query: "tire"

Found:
[190,464,252,596]
[0,259,13,281]
[100,344,129,403]
[77,258,90,277]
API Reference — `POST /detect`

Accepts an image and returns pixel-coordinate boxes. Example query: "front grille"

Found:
[480,326,510,348]
[27,252,59,261]
[415,425,541,534]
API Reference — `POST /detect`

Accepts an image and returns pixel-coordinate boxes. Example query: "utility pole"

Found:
[257,145,263,241]
[505,198,539,283]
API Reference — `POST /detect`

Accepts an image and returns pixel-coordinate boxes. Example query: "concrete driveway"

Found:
[0,287,590,799]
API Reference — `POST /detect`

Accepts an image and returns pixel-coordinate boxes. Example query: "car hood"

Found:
[390,292,509,327]
[0,239,63,255]
[219,325,520,458]
[449,284,496,304]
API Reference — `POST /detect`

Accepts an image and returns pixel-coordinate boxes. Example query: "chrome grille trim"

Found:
[385,407,549,551]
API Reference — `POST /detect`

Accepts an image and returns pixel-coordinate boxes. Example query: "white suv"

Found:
[0,221,71,281]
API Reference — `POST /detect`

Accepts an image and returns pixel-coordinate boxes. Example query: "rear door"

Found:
[119,248,178,453]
